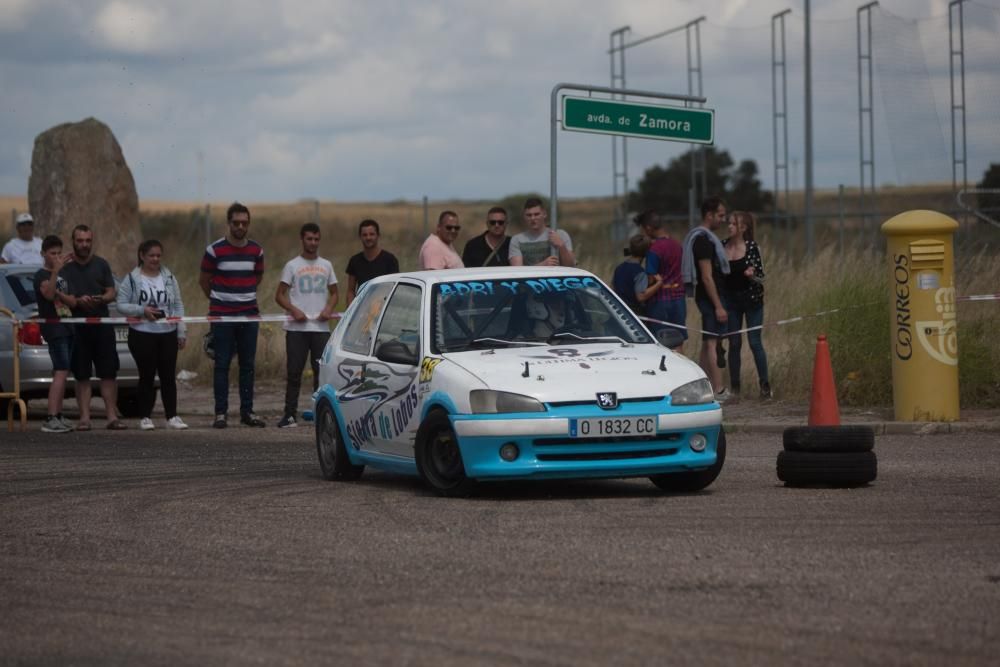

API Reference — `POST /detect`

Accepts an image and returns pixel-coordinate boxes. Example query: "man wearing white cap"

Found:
[0,213,43,266]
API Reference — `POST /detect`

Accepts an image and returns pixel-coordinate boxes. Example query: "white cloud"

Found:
[92,1,167,54]
[0,0,35,32]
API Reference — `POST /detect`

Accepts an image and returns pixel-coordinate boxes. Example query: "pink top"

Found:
[419,234,464,270]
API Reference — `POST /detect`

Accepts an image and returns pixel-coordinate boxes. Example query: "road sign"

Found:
[561,96,714,145]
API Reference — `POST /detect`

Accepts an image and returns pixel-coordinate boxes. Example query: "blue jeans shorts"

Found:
[695,297,727,339]
[47,336,75,372]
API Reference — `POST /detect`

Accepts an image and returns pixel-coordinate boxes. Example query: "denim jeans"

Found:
[212,322,259,416]
[647,298,688,341]
[724,292,769,389]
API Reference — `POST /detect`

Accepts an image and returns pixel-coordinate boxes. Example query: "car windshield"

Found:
[431,275,652,353]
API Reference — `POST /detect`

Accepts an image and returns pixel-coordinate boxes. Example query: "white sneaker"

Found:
[41,416,72,433]
[715,388,731,403]
[166,416,189,430]
[139,417,156,431]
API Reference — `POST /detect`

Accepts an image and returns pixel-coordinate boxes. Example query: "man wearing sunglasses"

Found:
[461,206,510,267]
[419,210,465,270]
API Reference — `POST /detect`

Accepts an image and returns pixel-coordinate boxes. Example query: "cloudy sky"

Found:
[1,0,997,204]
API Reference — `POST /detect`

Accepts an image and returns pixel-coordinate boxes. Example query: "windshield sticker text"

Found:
[439,277,600,299]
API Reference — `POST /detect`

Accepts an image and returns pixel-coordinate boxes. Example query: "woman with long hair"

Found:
[721,212,772,398]
[116,239,189,429]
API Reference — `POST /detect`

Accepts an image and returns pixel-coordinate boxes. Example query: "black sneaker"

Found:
[213,414,227,429]
[760,382,773,399]
[241,412,266,428]
[277,415,297,429]
[716,341,727,369]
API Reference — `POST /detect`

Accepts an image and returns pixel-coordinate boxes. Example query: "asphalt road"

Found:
[2,422,999,666]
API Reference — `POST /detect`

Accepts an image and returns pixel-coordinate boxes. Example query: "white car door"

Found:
[333,281,395,454]
[368,282,423,458]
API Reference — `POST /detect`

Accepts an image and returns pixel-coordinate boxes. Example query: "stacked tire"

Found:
[777,425,877,487]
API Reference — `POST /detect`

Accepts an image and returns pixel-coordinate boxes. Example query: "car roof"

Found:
[0,263,41,275]
[373,266,600,287]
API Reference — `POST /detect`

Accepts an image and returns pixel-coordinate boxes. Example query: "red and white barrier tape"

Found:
[5,313,342,325]
[641,291,999,337]
[1,291,995,332]
[957,293,1000,302]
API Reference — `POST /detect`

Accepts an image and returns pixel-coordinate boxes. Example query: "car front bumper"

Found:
[450,403,723,481]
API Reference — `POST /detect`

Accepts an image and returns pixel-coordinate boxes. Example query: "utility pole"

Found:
[804,0,815,257]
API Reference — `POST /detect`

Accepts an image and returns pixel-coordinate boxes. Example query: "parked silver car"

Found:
[0,263,144,416]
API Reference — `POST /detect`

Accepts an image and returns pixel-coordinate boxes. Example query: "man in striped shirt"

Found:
[199,202,266,428]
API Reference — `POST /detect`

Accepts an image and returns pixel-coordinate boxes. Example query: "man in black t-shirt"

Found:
[345,219,399,305]
[461,206,510,267]
[59,224,123,429]
[687,197,730,400]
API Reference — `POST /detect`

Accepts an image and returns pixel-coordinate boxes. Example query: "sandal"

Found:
[106,419,128,430]
[76,422,92,431]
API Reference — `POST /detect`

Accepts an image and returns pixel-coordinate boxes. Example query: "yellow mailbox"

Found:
[881,211,959,422]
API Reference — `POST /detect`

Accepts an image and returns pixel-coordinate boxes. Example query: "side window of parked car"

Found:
[340,282,395,355]
[374,284,422,363]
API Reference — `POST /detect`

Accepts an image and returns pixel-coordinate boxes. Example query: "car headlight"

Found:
[469,390,545,414]
[669,379,715,406]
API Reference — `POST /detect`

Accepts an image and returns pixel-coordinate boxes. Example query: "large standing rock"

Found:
[28,118,140,276]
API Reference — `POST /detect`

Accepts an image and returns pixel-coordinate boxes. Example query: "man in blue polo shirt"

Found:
[199,202,266,428]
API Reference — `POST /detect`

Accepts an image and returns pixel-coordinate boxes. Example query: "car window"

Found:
[5,273,37,307]
[374,284,421,360]
[431,275,652,352]
[340,281,394,355]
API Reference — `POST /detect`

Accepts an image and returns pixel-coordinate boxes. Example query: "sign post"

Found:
[549,83,711,229]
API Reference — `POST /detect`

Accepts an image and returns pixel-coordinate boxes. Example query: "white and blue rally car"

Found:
[313,267,724,496]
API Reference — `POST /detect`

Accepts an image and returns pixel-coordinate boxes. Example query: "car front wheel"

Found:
[315,400,364,481]
[415,410,476,497]
[650,426,727,493]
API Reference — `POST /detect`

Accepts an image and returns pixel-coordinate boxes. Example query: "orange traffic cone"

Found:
[808,334,841,426]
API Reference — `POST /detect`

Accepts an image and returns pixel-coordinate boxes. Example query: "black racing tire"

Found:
[650,426,727,493]
[315,400,364,481]
[415,410,477,497]
[782,425,875,453]
[776,450,877,487]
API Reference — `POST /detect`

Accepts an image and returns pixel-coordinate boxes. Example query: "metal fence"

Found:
[601,1,1000,250]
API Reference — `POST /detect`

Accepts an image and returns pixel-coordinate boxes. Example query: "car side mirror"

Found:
[655,328,685,349]
[375,340,419,366]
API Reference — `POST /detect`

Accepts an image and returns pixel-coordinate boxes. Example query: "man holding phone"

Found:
[60,224,124,430]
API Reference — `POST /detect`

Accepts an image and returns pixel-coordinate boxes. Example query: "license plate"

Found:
[115,327,129,343]
[569,415,657,438]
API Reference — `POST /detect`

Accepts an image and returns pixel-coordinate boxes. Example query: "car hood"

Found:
[441,344,706,402]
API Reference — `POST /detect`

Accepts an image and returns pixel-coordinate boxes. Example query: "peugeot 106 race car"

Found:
[313,267,725,496]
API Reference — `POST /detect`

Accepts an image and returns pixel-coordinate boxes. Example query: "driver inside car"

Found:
[526,291,568,339]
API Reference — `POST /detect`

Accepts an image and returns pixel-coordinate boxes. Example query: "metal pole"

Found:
[550,82,706,231]
[838,184,845,258]
[204,204,211,247]
[804,0,814,258]
[422,196,429,237]
[609,26,630,229]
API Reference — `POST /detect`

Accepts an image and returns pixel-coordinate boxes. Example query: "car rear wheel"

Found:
[315,400,364,481]
[649,427,727,493]
[416,410,477,497]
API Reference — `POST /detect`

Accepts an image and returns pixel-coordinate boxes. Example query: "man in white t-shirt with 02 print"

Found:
[275,222,339,429]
